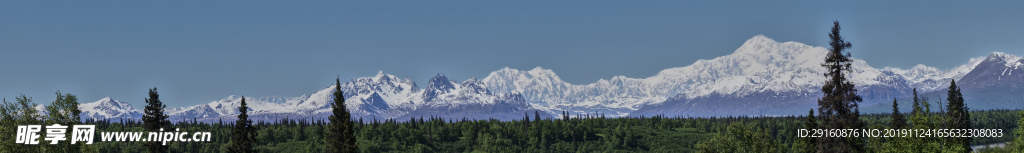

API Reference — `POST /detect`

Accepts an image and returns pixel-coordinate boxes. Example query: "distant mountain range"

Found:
[861,52,1024,114]
[39,35,1022,122]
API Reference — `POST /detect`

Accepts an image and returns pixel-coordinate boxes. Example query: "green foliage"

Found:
[1013,111,1024,152]
[696,122,783,153]
[44,91,84,152]
[0,95,43,152]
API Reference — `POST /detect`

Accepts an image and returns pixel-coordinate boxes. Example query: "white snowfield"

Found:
[55,35,1019,120]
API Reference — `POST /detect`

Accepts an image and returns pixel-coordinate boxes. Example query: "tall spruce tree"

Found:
[891,98,907,129]
[911,88,920,116]
[793,109,817,153]
[229,96,257,153]
[945,79,971,152]
[326,78,357,153]
[534,111,541,123]
[142,88,170,153]
[816,21,865,153]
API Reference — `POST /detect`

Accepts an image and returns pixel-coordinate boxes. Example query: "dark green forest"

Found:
[6,108,1023,152]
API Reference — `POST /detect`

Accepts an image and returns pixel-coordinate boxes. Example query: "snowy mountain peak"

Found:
[460,77,490,95]
[912,64,930,69]
[423,73,458,102]
[79,35,1023,120]
[464,77,478,83]
[79,97,143,120]
[372,70,397,83]
[525,67,565,82]
[87,97,133,110]
[987,52,1023,67]
[744,35,777,45]
[735,35,782,54]
[530,66,547,72]
[528,66,556,75]
[426,73,455,91]
[226,95,239,100]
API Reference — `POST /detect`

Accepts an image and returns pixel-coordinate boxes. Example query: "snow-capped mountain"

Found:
[397,75,552,120]
[160,72,552,122]
[862,52,1024,114]
[959,52,1024,90]
[80,97,144,120]
[483,35,991,117]
[33,97,144,121]
[74,35,1022,120]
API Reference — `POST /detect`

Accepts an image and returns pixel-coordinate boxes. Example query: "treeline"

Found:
[16,109,1020,153]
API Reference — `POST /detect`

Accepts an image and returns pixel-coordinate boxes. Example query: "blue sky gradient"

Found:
[2,1,1023,108]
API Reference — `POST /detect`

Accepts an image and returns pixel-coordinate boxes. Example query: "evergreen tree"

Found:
[911,88,920,116]
[793,109,817,153]
[229,96,258,153]
[534,111,541,123]
[945,79,971,152]
[326,78,357,153]
[142,88,170,153]
[890,98,906,129]
[816,21,864,153]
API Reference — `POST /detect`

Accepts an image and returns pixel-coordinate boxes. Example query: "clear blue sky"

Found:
[2,1,1022,108]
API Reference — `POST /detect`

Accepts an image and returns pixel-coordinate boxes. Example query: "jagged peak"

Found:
[426,73,455,91]
[374,70,387,78]
[429,73,450,82]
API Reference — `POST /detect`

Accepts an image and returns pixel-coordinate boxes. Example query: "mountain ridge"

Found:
[52,35,1021,121]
